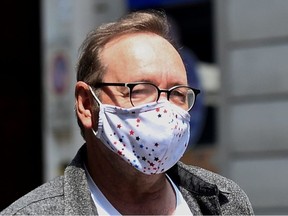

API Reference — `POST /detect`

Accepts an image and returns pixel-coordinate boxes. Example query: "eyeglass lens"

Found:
[129,83,196,111]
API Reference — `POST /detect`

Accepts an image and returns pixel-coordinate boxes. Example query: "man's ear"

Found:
[75,81,94,129]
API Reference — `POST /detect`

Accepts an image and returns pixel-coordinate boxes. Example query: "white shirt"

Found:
[85,167,193,215]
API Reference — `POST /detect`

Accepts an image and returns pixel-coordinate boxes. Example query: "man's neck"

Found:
[86,141,176,215]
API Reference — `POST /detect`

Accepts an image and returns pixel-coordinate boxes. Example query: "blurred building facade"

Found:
[216,0,288,214]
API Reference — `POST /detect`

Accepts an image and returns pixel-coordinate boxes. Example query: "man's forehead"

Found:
[101,32,179,65]
[100,32,186,84]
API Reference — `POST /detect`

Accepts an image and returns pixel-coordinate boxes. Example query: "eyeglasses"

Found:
[93,82,200,111]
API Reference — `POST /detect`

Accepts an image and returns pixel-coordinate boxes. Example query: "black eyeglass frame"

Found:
[92,82,201,111]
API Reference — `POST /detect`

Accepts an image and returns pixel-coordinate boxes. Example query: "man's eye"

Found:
[132,88,147,95]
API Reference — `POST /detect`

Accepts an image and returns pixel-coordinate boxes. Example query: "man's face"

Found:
[99,32,188,108]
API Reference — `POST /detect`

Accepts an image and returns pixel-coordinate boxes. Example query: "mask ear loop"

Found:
[88,85,101,137]
[88,86,102,106]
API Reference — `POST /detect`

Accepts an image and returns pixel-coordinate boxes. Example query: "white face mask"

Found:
[89,86,191,175]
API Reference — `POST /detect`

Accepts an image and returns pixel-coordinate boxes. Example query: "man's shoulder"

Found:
[174,161,254,215]
[0,175,65,215]
[177,161,240,192]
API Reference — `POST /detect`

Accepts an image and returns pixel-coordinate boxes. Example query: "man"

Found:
[1,9,254,215]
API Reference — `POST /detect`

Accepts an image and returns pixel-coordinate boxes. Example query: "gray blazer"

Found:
[1,144,254,215]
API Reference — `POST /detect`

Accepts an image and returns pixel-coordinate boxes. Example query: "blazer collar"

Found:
[167,161,229,215]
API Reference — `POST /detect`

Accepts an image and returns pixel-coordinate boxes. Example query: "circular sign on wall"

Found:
[52,52,70,95]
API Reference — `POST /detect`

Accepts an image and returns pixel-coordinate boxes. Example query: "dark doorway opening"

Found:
[0,1,43,210]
